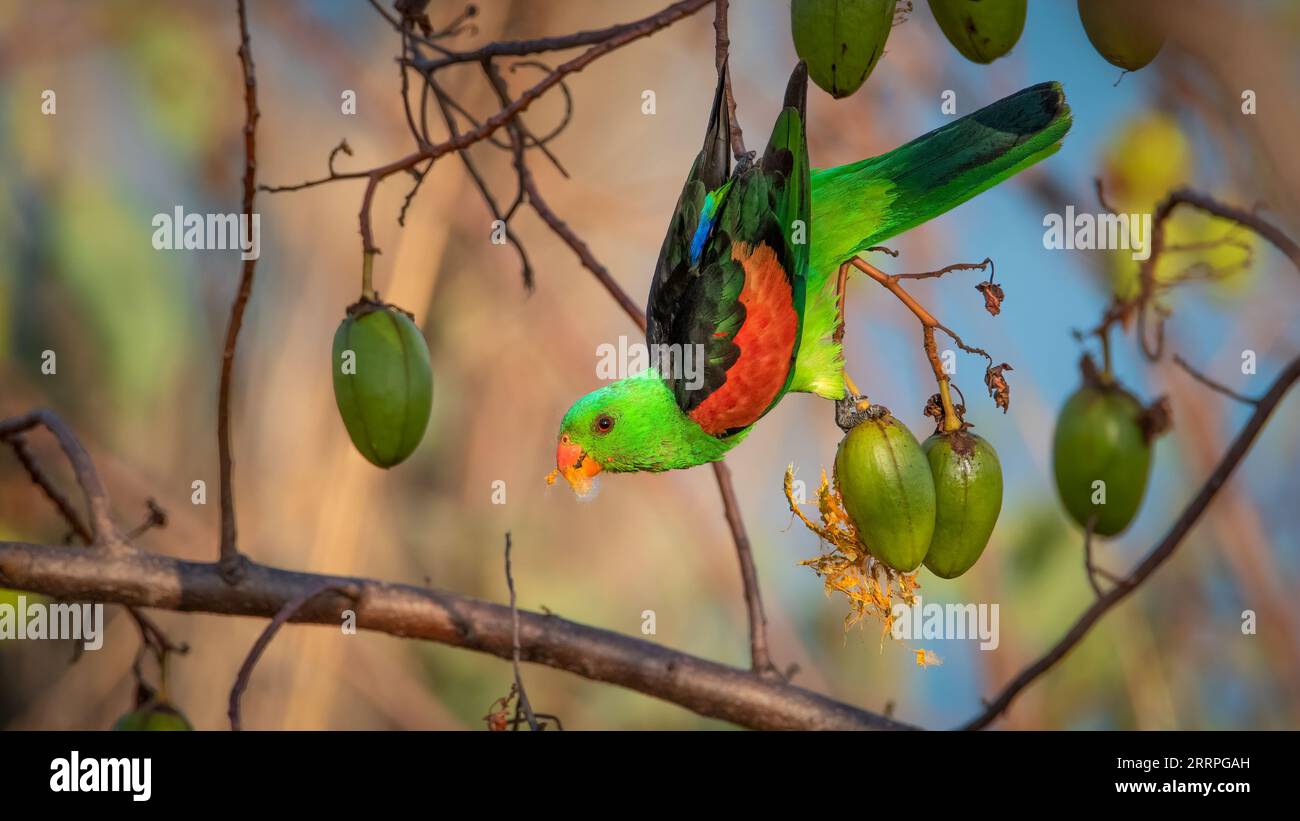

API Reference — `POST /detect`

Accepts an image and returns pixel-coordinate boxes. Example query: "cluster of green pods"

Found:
[834,408,1002,578]
[792,0,1162,83]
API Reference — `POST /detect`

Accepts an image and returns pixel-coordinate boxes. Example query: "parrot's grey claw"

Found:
[835,395,881,431]
[732,150,757,176]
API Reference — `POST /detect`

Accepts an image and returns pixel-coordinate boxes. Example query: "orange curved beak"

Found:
[553,435,603,497]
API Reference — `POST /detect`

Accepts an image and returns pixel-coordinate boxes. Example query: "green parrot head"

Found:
[551,371,738,497]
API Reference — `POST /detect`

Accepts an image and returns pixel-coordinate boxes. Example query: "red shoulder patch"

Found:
[688,242,798,435]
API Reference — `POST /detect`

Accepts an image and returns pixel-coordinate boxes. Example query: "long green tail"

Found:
[790,81,1072,398]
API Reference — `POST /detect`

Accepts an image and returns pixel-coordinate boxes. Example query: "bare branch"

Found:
[0,539,910,731]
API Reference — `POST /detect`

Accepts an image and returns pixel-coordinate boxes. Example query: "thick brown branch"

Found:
[0,541,910,731]
[962,354,1300,730]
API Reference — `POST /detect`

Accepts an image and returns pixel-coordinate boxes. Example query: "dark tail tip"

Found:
[701,62,732,181]
[783,61,808,116]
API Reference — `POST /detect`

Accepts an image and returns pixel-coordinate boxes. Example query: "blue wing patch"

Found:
[689,180,733,267]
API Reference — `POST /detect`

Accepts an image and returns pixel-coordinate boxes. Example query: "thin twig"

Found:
[216,0,261,581]
[398,30,431,150]
[228,579,359,731]
[504,533,540,731]
[410,0,712,71]
[1173,353,1261,406]
[1081,514,1102,597]
[503,60,573,176]
[471,64,536,288]
[848,255,1005,424]
[519,163,644,325]
[397,159,434,227]
[713,0,746,161]
[124,499,168,541]
[893,258,993,282]
[1138,190,1300,361]
[4,434,93,544]
[712,461,777,678]
[264,0,712,260]
[0,410,122,547]
[367,0,459,56]
[130,608,188,657]
[1082,514,1123,598]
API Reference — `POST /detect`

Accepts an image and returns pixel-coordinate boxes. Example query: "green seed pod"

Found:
[834,412,936,572]
[112,701,193,731]
[791,0,897,99]
[1052,384,1151,536]
[1077,0,1164,71]
[927,0,1026,64]
[922,430,1003,578]
[332,301,433,468]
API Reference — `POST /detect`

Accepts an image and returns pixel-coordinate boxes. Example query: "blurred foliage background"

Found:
[1,0,1298,730]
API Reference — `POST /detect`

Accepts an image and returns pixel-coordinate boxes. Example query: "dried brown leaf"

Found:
[985,363,1013,413]
[975,280,1005,316]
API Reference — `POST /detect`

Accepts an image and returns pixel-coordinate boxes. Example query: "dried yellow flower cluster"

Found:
[784,466,920,637]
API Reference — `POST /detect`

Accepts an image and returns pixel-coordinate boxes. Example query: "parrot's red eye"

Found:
[594,414,615,434]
